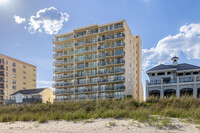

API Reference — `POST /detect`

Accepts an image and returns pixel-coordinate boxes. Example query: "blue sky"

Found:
[1,0,200,95]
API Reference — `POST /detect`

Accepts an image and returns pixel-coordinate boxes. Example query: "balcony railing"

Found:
[54,75,74,80]
[53,43,75,51]
[53,77,125,87]
[54,59,74,65]
[75,56,97,62]
[148,75,200,86]
[98,33,125,42]
[99,51,125,58]
[98,42,125,50]
[75,47,97,54]
[99,60,125,66]
[98,68,125,75]
[54,94,124,102]
[54,67,74,73]
[75,64,97,70]
[53,51,74,58]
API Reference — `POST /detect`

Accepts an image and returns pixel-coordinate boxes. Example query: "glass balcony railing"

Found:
[54,77,125,87]
[53,75,74,80]
[75,47,97,54]
[54,43,75,51]
[148,80,161,85]
[54,67,74,73]
[98,42,125,50]
[99,60,125,67]
[53,51,74,58]
[75,56,97,62]
[98,68,125,75]
[54,59,74,65]
[98,33,125,42]
[99,51,125,58]
[179,77,194,83]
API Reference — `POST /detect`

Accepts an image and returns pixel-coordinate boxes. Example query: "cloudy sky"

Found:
[0,0,200,94]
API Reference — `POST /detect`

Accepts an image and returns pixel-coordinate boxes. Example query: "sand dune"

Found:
[0,118,199,133]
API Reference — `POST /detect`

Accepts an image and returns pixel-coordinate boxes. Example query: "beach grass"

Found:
[0,96,200,125]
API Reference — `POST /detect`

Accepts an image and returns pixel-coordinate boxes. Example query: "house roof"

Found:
[147,63,200,73]
[10,88,46,96]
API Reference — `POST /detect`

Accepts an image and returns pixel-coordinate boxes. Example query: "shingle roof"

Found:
[10,88,45,96]
[147,63,200,72]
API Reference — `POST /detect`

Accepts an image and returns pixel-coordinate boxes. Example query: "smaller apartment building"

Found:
[146,57,200,98]
[0,54,37,104]
[7,88,54,104]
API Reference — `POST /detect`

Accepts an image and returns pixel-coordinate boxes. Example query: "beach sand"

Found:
[0,118,199,133]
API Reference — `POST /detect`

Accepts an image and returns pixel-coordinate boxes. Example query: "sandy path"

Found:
[0,118,199,133]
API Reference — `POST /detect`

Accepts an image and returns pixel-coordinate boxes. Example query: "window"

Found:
[6,60,8,65]
[178,73,183,76]
[6,84,8,88]
[6,66,8,71]
[152,73,155,76]
[23,71,26,74]
[13,62,16,67]
[13,74,16,79]
[12,86,16,90]
[23,87,26,90]
[6,72,8,76]
[130,40,131,43]
[186,72,191,75]
[167,72,171,75]
[33,84,36,87]
[23,66,26,69]
[23,76,26,79]
[23,82,26,85]
[130,63,131,67]
[33,79,35,82]
[158,72,165,76]
[33,69,35,71]
[13,68,16,73]
[193,71,198,75]
[13,80,16,84]
[129,47,131,52]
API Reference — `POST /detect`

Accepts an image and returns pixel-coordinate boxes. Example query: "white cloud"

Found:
[14,15,26,24]
[27,7,69,35]
[142,23,200,70]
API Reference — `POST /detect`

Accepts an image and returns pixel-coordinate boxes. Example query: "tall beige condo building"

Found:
[53,20,143,101]
[0,54,37,104]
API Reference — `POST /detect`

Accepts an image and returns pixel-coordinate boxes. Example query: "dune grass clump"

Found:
[0,96,199,125]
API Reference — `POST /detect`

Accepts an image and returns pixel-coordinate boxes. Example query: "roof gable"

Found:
[147,63,200,72]
[10,88,46,96]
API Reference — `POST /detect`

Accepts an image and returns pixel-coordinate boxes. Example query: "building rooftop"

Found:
[147,63,200,72]
[0,53,36,68]
[10,88,46,96]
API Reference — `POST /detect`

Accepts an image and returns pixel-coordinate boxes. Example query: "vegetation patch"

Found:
[0,96,200,127]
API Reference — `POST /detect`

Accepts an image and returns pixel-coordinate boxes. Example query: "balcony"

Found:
[147,75,200,86]
[54,74,74,80]
[54,67,74,73]
[54,94,124,102]
[53,35,74,43]
[75,64,97,70]
[54,59,74,66]
[98,42,125,50]
[179,77,194,83]
[98,33,125,42]
[54,77,125,87]
[75,47,97,54]
[98,68,125,75]
[53,51,74,58]
[75,56,97,62]
[99,59,125,67]
[22,98,42,103]
[53,43,75,51]
[99,51,125,59]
